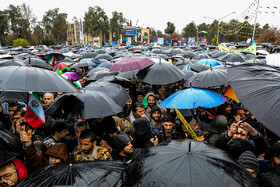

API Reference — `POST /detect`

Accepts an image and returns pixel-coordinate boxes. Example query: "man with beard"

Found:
[112,132,134,162]
[150,106,164,143]
[73,130,112,161]
[145,93,157,117]
[161,114,186,141]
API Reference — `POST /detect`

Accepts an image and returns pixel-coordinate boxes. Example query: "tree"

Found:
[257,28,280,45]
[19,3,36,41]
[6,4,23,39]
[0,10,9,45]
[32,24,44,44]
[13,38,29,47]
[42,8,68,44]
[84,6,109,44]
[212,35,218,46]
[109,11,125,41]
[156,30,162,36]
[182,22,197,38]
[164,22,175,37]
[148,27,156,37]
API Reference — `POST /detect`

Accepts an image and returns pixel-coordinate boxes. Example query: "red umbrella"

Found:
[110,56,154,73]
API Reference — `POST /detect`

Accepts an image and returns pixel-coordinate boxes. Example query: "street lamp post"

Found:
[204,11,235,44]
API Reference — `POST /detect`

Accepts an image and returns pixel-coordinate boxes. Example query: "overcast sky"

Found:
[1,0,279,32]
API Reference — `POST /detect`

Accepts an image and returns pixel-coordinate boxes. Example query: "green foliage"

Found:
[212,35,218,45]
[13,38,29,47]
[42,8,67,44]
[164,22,175,35]
[156,30,162,36]
[84,6,109,37]
[109,11,125,41]
[182,22,197,38]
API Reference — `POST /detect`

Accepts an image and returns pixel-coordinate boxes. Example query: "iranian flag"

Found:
[73,81,82,89]
[24,92,45,129]
[48,57,56,66]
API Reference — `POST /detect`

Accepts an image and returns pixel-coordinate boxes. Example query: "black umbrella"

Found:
[125,139,257,187]
[79,52,98,59]
[137,62,185,85]
[87,67,110,76]
[46,89,123,119]
[86,81,130,107]
[118,70,139,79]
[185,68,228,88]
[189,62,210,72]
[228,63,280,137]
[192,53,211,60]
[97,60,114,69]
[183,70,197,81]
[87,70,115,81]
[0,91,30,102]
[16,161,126,187]
[95,54,113,61]
[70,60,97,69]
[151,48,163,54]
[45,52,65,62]
[212,52,228,59]
[0,66,80,93]
[218,53,246,62]
[96,75,130,83]
[0,59,25,67]
[169,48,186,55]
[95,49,107,54]
[23,58,53,70]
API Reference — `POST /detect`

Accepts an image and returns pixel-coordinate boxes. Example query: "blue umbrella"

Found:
[160,88,226,109]
[197,59,221,67]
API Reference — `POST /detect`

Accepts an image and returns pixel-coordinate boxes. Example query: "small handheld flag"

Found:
[24,92,45,129]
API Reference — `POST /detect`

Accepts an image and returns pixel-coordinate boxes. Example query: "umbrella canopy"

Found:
[86,81,130,107]
[61,72,81,81]
[16,161,126,187]
[151,48,163,54]
[197,59,221,67]
[118,70,139,80]
[45,52,65,62]
[0,66,80,93]
[168,48,186,55]
[79,52,98,59]
[70,60,97,69]
[137,62,185,85]
[160,88,226,109]
[183,70,197,81]
[87,70,115,81]
[185,68,228,88]
[126,139,257,187]
[97,60,114,69]
[218,53,246,62]
[53,62,72,74]
[192,53,211,60]
[228,63,280,137]
[110,56,154,73]
[189,62,210,72]
[95,54,113,61]
[96,75,130,83]
[45,89,123,119]
[212,52,228,59]
[0,91,30,102]
[23,58,53,70]
[0,59,25,67]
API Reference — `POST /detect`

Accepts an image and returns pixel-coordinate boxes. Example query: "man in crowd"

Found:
[73,129,112,161]
[145,93,157,116]
[128,102,146,123]
[112,132,134,162]
[0,159,28,186]
[67,121,86,153]
[43,93,55,108]
[161,114,186,141]
[215,121,268,160]
[150,106,164,142]
[44,120,69,147]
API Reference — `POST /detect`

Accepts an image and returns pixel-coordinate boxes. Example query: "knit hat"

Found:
[146,93,156,99]
[238,151,259,173]
[101,116,118,134]
[272,141,280,157]
[113,133,131,153]
[210,115,228,132]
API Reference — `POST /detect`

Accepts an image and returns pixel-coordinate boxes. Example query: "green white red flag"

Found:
[24,92,45,129]
[48,57,56,66]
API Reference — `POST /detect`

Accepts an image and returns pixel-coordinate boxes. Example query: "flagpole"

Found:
[252,0,260,42]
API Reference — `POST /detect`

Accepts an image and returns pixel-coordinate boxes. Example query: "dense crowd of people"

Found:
[0,45,279,186]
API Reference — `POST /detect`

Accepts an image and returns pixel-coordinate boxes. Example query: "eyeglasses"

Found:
[0,171,16,181]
